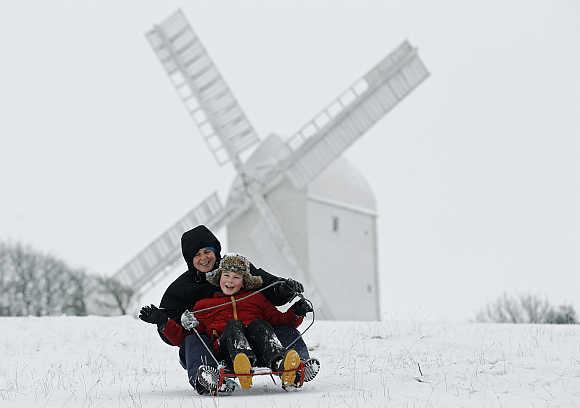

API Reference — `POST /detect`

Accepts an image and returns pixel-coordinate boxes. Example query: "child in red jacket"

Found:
[163,253,311,392]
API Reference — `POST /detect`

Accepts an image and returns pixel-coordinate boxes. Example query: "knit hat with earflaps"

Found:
[205,253,263,290]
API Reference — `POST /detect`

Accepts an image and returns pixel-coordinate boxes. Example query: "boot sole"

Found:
[233,353,253,389]
[304,358,320,382]
[281,349,300,386]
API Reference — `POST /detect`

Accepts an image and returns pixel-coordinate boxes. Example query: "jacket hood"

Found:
[181,225,222,272]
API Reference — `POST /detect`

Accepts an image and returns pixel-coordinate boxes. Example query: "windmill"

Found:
[114,9,429,320]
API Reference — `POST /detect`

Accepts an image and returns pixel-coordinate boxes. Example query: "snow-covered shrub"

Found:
[545,304,577,324]
[475,293,577,324]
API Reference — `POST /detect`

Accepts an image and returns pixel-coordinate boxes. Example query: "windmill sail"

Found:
[113,192,227,292]
[146,10,260,166]
[281,41,429,189]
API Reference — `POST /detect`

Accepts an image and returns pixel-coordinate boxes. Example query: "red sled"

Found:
[215,361,306,395]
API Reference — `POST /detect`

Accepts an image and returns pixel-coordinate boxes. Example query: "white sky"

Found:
[0,0,577,321]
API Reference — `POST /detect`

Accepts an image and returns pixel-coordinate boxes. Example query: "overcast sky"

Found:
[0,1,577,321]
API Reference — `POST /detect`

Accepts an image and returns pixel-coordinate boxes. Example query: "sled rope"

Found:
[187,283,284,367]
[190,280,315,358]
[191,280,284,314]
[191,326,221,366]
[283,294,315,351]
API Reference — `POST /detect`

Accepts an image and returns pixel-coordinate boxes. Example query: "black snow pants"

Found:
[218,319,286,369]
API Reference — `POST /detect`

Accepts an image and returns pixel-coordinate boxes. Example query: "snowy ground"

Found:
[1,316,579,407]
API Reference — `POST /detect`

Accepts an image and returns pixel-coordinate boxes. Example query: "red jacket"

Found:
[163,290,303,347]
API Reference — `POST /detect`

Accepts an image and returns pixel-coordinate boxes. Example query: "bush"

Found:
[545,304,577,324]
[475,293,577,324]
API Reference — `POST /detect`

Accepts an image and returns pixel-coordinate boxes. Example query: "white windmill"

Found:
[114,9,429,320]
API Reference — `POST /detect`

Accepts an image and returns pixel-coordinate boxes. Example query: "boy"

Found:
[163,253,314,393]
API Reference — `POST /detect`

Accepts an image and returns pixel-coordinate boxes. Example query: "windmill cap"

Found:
[206,253,263,290]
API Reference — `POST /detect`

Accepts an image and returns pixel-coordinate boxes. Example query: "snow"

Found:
[2,317,579,407]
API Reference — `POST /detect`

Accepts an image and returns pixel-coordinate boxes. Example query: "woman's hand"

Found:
[139,304,168,325]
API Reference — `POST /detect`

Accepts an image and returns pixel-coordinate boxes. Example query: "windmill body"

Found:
[227,134,379,320]
[113,9,429,320]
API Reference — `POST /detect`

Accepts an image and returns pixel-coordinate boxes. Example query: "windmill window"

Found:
[158,236,171,254]
[194,205,209,220]
[339,89,356,106]
[170,71,184,86]
[353,79,369,95]
[207,135,220,149]
[288,137,303,150]
[168,228,179,242]
[154,240,166,256]
[147,32,162,48]
[215,150,228,163]
[144,250,157,267]
[128,264,141,281]
[192,110,207,123]
[303,123,317,138]
[328,102,342,117]
[185,97,200,111]
[315,113,330,128]
[178,85,192,99]
[332,216,339,232]
[200,123,214,136]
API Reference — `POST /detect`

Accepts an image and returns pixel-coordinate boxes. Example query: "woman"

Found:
[139,225,318,394]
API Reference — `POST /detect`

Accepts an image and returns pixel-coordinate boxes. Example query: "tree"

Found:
[0,240,134,316]
[475,293,577,324]
[92,275,134,315]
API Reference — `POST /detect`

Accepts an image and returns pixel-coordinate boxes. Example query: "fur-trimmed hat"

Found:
[205,253,263,290]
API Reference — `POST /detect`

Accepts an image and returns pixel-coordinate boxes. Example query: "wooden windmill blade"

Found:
[146,10,259,167]
[279,41,429,189]
[113,192,230,293]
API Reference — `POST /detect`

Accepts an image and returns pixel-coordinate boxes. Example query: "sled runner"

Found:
[215,361,307,394]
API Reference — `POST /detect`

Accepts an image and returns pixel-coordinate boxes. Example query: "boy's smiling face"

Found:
[220,270,243,295]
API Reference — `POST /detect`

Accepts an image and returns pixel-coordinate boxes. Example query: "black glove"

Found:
[277,278,304,299]
[139,304,168,325]
[290,298,313,316]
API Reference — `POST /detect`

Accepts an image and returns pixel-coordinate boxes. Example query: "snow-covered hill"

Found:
[1,316,579,407]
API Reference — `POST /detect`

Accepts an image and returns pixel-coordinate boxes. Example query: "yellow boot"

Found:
[233,353,253,390]
[280,349,300,386]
